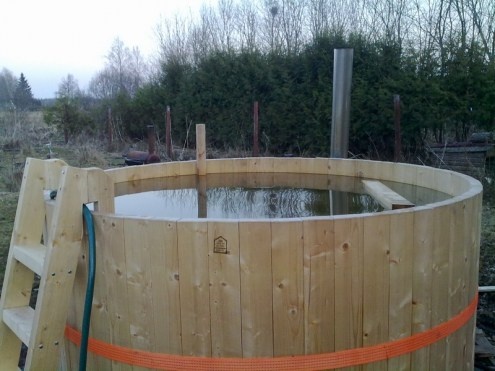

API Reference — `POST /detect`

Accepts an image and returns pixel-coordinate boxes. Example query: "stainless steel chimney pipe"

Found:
[330,48,353,158]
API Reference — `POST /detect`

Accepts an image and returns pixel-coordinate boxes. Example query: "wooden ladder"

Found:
[0,157,114,370]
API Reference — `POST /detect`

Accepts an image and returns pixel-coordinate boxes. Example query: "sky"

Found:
[0,0,214,98]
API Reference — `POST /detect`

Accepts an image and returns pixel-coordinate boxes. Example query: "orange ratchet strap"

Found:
[65,293,478,370]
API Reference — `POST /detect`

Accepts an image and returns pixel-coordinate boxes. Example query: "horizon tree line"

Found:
[1,0,494,158]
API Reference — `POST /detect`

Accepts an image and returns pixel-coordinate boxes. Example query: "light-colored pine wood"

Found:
[333,215,363,362]
[122,218,155,371]
[78,170,114,370]
[148,218,181,354]
[446,200,467,370]
[3,306,35,345]
[207,158,235,174]
[272,157,302,174]
[362,180,414,210]
[248,157,274,173]
[388,211,414,370]
[328,158,356,177]
[2,156,483,370]
[208,221,242,357]
[362,213,390,371]
[271,220,305,356]
[177,221,211,356]
[92,214,131,371]
[411,207,434,369]
[1,161,112,370]
[303,219,335,354]
[0,158,78,371]
[86,167,115,213]
[12,244,45,276]
[239,221,274,357]
[428,205,451,370]
[466,194,482,368]
[24,167,87,370]
[196,124,206,176]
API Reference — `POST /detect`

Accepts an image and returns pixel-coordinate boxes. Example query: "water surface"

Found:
[114,173,449,219]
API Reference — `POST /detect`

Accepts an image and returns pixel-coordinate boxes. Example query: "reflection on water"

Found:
[114,173,450,219]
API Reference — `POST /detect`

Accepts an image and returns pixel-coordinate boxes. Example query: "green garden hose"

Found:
[80,204,96,371]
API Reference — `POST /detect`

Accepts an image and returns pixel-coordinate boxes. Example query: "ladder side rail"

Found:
[26,166,115,370]
[0,158,67,370]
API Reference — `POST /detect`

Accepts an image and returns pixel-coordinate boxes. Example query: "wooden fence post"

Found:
[196,124,206,176]
[166,106,173,160]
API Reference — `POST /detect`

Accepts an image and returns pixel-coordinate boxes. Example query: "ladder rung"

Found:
[12,244,46,276]
[3,306,34,345]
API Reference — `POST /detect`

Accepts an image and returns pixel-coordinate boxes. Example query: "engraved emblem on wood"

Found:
[214,236,228,254]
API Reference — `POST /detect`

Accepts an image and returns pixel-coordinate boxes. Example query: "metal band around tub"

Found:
[65,293,478,371]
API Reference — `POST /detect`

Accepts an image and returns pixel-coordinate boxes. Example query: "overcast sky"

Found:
[0,0,214,98]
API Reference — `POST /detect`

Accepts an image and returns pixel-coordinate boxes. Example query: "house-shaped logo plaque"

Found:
[214,236,228,254]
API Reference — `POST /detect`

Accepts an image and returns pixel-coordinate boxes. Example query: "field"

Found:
[0,111,494,362]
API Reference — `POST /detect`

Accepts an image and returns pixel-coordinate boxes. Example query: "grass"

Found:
[0,193,18,288]
[0,111,125,290]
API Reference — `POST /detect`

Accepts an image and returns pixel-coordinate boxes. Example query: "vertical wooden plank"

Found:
[208,221,242,357]
[13,158,46,245]
[94,214,131,371]
[272,220,304,356]
[84,168,114,370]
[148,219,182,354]
[411,207,434,369]
[428,205,450,370]
[86,168,115,213]
[303,219,335,354]
[196,124,206,176]
[362,213,390,371]
[334,215,363,365]
[462,196,475,370]
[123,218,154,371]
[177,221,211,356]
[239,221,273,357]
[465,193,482,370]
[74,229,99,370]
[388,211,413,370]
[447,200,467,370]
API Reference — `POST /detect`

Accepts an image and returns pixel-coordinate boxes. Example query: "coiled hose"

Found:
[80,204,96,371]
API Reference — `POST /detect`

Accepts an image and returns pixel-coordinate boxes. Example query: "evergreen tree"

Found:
[13,73,37,110]
[43,74,94,143]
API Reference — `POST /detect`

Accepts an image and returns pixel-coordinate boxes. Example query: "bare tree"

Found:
[307,0,329,39]
[258,0,283,53]
[155,14,192,64]
[362,0,414,47]
[57,74,81,99]
[89,38,148,99]
[236,0,259,51]
[88,70,116,100]
[217,0,237,51]
[106,38,131,94]
[467,0,495,62]
[278,0,306,54]
[189,6,217,62]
